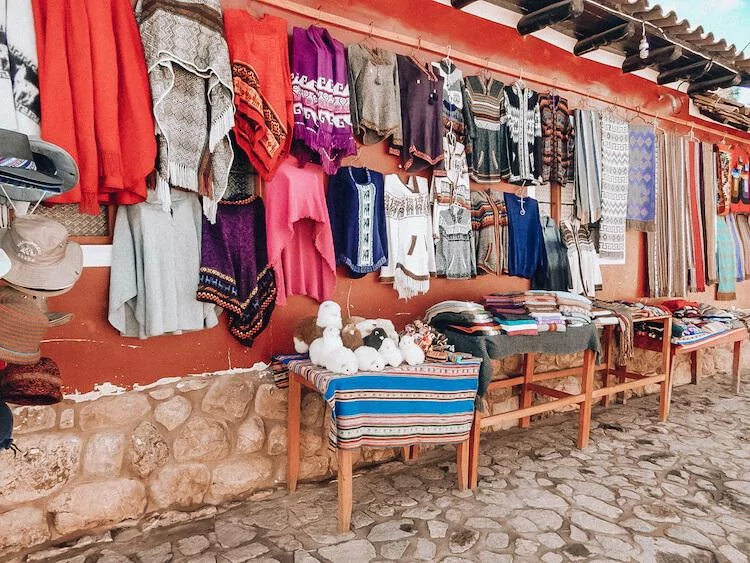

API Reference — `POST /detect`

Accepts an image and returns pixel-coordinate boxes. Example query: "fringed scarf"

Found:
[716,215,737,301]
[626,125,656,232]
[687,140,706,292]
[736,214,750,281]
[574,109,602,224]
[727,214,746,282]
[598,114,629,263]
[647,131,669,298]
[136,0,234,223]
[701,143,719,285]
[665,133,688,297]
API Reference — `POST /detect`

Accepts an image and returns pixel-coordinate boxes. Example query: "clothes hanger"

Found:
[516,68,526,90]
[514,184,528,216]
[628,105,650,126]
[479,58,492,82]
[312,5,323,27]
[442,45,453,70]
[362,21,377,49]
[411,36,427,67]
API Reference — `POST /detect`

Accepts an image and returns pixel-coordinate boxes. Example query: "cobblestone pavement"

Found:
[24,375,750,563]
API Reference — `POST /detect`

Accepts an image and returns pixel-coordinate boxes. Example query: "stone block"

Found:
[130,422,169,477]
[177,379,209,393]
[12,406,56,434]
[148,463,211,509]
[236,415,265,454]
[301,393,325,427]
[173,416,230,463]
[0,434,81,509]
[209,455,274,499]
[267,424,288,456]
[84,433,125,477]
[59,408,75,429]
[201,376,254,421]
[79,394,151,431]
[149,387,175,401]
[48,479,147,535]
[0,507,50,553]
[299,455,329,480]
[154,396,192,431]
[254,384,287,420]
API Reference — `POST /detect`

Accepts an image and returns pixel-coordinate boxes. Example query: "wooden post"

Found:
[519,353,535,428]
[659,317,673,422]
[337,449,353,533]
[601,325,615,407]
[733,340,742,394]
[690,350,701,385]
[469,409,481,489]
[287,374,302,493]
[457,438,470,491]
[577,349,595,449]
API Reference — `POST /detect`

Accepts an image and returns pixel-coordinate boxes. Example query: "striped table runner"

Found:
[274,355,480,450]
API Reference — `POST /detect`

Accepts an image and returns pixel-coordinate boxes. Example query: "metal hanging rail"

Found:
[254,0,750,145]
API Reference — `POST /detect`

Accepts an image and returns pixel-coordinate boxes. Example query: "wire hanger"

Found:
[517,68,526,89]
[411,36,428,67]
[443,45,453,69]
[312,5,323,26]
[362,21,377,49]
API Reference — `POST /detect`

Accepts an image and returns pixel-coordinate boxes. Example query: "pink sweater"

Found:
[265,159,337,305]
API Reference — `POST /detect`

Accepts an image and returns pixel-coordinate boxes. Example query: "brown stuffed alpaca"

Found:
[341,316,366,350]
[293,301,343,353]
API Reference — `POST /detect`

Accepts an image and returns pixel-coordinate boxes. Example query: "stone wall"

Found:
[1,344,745,559]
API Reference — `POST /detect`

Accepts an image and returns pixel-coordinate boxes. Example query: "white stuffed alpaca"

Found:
[309,326,343,367]
[293,301,343,353]
[378,338,404,367]
[325,347,359,375]
[399,334,425,366]
[354,346,386,371]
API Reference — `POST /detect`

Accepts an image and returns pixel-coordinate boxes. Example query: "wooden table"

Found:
[282,358,481,533]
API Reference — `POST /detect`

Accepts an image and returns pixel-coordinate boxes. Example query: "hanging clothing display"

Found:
[626,125,656,232]
[736,214,750,280]
[538,94,574,186]
[265,159,337,306]
[687,141,706,292]
[504,193,546,279]
[532,216,572,292]
[666,133,689,297]
[701,142,719,285]
[463,76,509,183]
[716,215,737,301]
[560,220,601,298]
[137,0,234,223]
[718,146,732,216]
[431,138,471,238]
[598,114,629,264]
[224,10,293,181]
[435,207,475,280]
[729,150,750,214]
[504,81,542,185]
[290,26,356,174]
[197,197,277,347]
[380,174,436,299]
[433,60,466,145]
[33,0,156,214]
[648,132,667,297]
[390,55,444,173]
[347,44,402,146]
[573,109,602,224]
[0,0,40,136]
[327,166,388,278]
[109,190,219,339]
[727,214,746,282]
[471,189,508,276]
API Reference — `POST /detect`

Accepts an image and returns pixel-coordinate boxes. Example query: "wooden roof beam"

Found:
[687,72,742,95]
[573,22,635,57]
[516,0,584,36]
[451,0,479,8]
[656,60,711,85]
[622,45,682,74]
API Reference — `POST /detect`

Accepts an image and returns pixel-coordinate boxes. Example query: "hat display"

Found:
[0,286,73,327]
[0,399,15,451]
[0,215,82,292]
[0,249,9,278]
[0,357,63,406]
[0,128,79,203]
[0,287,47,365]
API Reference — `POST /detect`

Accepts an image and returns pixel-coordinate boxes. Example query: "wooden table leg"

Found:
[733,340,742,394]
[659,319,674,422]
[519,353,535,429]
[337,449,353,534]
[577,348,595,449]
[287,373,302,493]
[468,409,481,489]
[456,438,469,491]
[601,325,615,407]
[690,350,701,385]
[401,446,412,461]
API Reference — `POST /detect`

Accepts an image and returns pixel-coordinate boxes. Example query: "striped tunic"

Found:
[471,189,508,275]
[463,76,509,183]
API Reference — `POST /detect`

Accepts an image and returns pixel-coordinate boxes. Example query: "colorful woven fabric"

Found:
[716,215,737,301]
[626,125,656,232]
[727,213,746,282]
[275,355,480,450]
[573,109,602,224]
[599,115,629,263]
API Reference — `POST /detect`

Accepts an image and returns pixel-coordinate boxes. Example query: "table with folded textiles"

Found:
[273,354,481,532]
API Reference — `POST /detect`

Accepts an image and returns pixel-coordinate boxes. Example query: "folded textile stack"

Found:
[495,314,538,336]
[425,300,501,336]
[552,291,593,327]
[531,311,568,333]
[636,299,743,345]
[524,291,566,332]
[483,293,529,316]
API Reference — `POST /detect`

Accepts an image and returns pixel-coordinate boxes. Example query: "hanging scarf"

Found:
[574,109,602,224]
[701,143,719,285]
[136,0,235,223]
[687,140,706,292]
[598,114,629,263]
[716,215,737,301]
[727,214,746,282]
[647,131,669,298]
[626,125,656,232]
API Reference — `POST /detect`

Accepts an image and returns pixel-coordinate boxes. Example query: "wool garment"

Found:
[380,174,436,299]
[666,134,689,297]
[504,81,542,185]
[265,159,336,306]
[109,190,219,339]
[435,207,475,280]
[626,125,656,232]
[431,138,471,239]
[727,214,746,282]
[532,216,572,292]
[0,0,40,135]
[560,220,601,298]
[433,60,466,146]
[33,0,155,214]
[504,194,547,279]
[347,44,402,146]
[390,55,445,173]
[729,147,750,214]
[716,215,737,301]
[471,189,508,275]
[137,0,234,223]
[574,109,602,224]
[463,76,509,183]
[718,146,732,216]
[647,131,669,298]
[598,114,629,264]
[327,166,388,278]
[687,140,706,292]
[290,26,356,174]
[197,196,276,346]
[224,10,293,181]
[538,94,574,186]
[701,143,719,285]
[736,214,750,280]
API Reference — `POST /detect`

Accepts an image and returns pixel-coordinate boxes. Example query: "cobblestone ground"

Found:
[24,375,750,563]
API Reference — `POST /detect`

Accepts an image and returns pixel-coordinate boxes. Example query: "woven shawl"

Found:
[0,0,39,135]
[574,109,602,224]
[626,125,655,232]
[687,140,706,292]
[727,214,746,282]
[736,214,750,280]
[701,143,718,284]
[716,215,737,301]
[598,114,629,263]
[137,0,235,223]
[647,131,669,298]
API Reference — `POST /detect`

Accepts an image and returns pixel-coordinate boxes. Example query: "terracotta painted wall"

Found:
[42,0,750,392]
